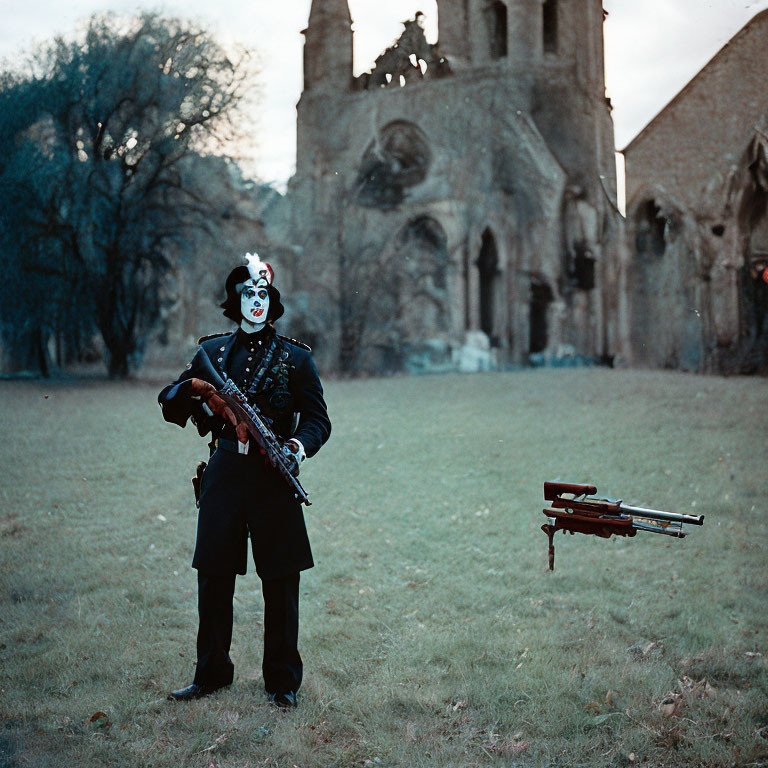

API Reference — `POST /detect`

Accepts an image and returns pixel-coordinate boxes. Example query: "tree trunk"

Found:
[107,344,131,378]
[100,312,134,378]
[337,293,363,376]
[338,325,359,375]
[34,327,50,378]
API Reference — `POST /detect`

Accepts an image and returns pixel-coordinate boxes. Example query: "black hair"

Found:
[220,265,285,324]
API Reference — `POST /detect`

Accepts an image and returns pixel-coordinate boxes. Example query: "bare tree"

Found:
[0,13,255,376]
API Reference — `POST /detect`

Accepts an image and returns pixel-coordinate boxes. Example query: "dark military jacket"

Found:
[157,325,331,578]
[158,325,330,457]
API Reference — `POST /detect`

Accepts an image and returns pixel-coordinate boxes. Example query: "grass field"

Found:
[0,368,767,768]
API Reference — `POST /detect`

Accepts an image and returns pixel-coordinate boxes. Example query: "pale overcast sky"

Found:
[1,0,766,185]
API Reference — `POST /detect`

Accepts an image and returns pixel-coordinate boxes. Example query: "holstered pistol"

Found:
[191,461,207,508]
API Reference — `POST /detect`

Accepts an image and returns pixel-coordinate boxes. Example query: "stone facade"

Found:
[284,0,625,374]
[623,10,768,374]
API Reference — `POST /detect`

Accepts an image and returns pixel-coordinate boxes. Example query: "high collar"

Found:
[236,324,274,345]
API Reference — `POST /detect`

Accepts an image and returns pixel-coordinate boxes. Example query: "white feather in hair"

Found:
[244,252,274,286]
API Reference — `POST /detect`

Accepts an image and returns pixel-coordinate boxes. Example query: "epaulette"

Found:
[277,334,311,351]
[197,331,230,344]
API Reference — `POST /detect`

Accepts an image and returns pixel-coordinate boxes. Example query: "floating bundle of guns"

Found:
[541,482,704,570]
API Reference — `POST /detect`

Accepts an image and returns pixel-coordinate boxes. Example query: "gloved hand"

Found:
[187,378,238,428]
[281,439,305,477]
[235,421,249,444]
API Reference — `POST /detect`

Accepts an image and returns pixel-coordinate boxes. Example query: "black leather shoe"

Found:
[267,691,297,709]
[168,682,229,701]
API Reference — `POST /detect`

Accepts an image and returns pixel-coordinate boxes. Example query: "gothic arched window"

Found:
[357,121,432,209]
[543,0,558,54]
[635,200,667,259]
[487,1,508,59]
[394,216,450,335]
[477,228,501,344]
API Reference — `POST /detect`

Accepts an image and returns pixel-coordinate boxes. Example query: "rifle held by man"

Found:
[195,347,311,506]
[541,482,704,570]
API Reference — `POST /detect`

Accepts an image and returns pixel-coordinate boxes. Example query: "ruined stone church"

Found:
[281,0,623,373]
[623,10,768,374]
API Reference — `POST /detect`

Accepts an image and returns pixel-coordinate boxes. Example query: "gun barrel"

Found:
[622,504,704,526]
[632,520,686,537]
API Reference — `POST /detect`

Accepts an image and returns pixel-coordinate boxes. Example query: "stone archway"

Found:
[543,0,558,53]
[485,1,508,59]
[394,215,451,338]
[628,197,703,369]
[529,280,553,354]
[477,228,501,346]
[629,199,667,366]
[735,171,768,372]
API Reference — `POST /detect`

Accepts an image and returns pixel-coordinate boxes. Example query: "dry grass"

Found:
[0,368,766,768]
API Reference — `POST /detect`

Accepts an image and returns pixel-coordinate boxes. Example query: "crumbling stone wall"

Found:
[623,10,768,374]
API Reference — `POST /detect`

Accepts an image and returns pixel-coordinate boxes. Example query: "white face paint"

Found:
[239,279,270,332]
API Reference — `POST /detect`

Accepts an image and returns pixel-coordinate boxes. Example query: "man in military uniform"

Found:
[158,255,331,708]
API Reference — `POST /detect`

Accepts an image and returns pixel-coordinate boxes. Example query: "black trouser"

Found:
[192,571,302,695]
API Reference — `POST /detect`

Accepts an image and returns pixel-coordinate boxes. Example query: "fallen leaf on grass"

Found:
[583,701,601,716]
[659,693,683,718]
[679,675,716,698]
[85,711,112,731]
[643,641,662,655]
[625,640,664,659]
[451,700,467,711]
[484,734,530,755]
[658,676,716,718]
[197,733,228,754]
[85,711,110,729]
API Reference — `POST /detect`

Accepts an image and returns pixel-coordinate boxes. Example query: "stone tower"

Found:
[302,0,352,89]
[287,0,625,373]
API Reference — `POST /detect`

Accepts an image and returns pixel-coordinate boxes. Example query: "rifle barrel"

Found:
[621,504,704,526]
[631,520,686,537]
